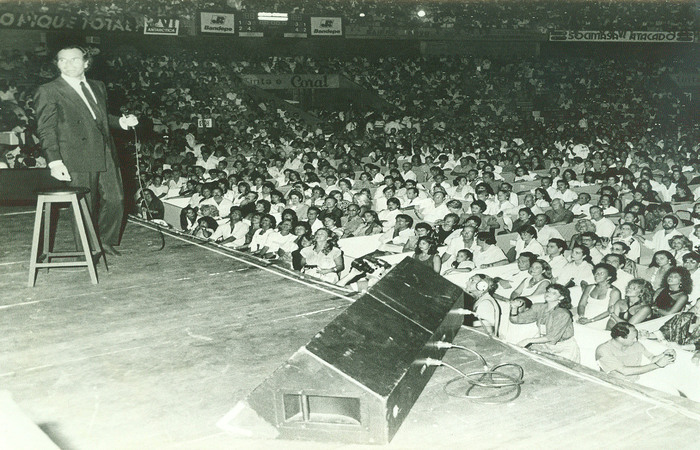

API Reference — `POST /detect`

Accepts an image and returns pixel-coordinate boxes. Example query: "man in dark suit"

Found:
[34,46,138,256]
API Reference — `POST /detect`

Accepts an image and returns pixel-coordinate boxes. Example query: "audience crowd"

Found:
[1,27,699,394]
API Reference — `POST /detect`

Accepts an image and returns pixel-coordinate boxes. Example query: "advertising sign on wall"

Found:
[241,74,340,89]
[144,17,179,35]
[549,30,694,42]
[310,17,342,36]
[200,12,235,34]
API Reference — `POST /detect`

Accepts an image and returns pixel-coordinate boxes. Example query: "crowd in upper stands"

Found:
[2,0,697,31]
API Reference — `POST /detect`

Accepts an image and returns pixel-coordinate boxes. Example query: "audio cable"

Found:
[419,308,525,404]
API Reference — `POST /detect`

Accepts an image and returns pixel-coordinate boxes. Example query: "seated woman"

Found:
[509,284,580,363]
[556,245,595,288]
[644,250,676,291]
[412,236,441,273]
[242,213,262,248]
[671,184,695,203]
[534,187,552,210]
[284,189,307,221]
[650,266,692,319]
[609,278,655,326]
[508,207,536,234]
[689,203,700,226]
[139,188,164,221]
[511,226,545,259]
[403,222,434,253]
[510,259,553,302]
[650,301,700,364]
[180,206,199,233]
[352,210,384,237]
[248,214,277,257]
[669,235,693,263]
[299,228,345,283]
[492,252,538,298]
[290,232,314,271]
[577,263,622,329]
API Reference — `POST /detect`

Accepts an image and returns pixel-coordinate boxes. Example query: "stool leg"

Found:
[79,196,107,272]
[71,197,98,285]
[42,201,51,269]
[28,197,45,287]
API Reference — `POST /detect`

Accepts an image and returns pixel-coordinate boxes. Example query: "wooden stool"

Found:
[28,187,105,287]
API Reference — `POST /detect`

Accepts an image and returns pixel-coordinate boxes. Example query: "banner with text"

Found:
[144,17,179,35]
[0,11,137,32]
[310,17,342,36]
[549,30,694,42]
[241,74,340,89]
[200,12,235,34]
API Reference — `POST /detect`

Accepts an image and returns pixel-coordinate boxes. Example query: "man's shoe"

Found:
[103,244,121,256]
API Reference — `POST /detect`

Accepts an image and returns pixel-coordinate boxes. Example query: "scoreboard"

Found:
[236,12,308,38]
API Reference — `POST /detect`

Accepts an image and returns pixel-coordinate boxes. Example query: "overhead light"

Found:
[417,10,426,18]
[258,12,288,22]
[359,13,365,18]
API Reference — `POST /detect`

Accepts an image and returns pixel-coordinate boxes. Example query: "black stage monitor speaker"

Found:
[231,258,464,444]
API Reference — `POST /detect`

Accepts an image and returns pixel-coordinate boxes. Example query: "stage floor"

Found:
[1,207,699,449]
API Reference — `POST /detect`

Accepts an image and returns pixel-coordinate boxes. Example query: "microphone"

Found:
[121,112,138,130]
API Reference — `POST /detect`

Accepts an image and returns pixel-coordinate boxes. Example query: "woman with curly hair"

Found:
[650,266,692,319]
[509,284,580,363]
[299,228,345,283]
[609,278,655,326]
[412,235,441,273]
[669,235,693,263]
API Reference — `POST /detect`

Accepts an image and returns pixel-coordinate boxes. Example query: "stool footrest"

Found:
[45,251,102,258]
[35,262,90,268]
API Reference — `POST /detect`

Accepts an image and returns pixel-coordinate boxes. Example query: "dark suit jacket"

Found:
[34,77,121,173]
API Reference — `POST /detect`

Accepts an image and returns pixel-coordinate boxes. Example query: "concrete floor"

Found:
[1,207,699,449]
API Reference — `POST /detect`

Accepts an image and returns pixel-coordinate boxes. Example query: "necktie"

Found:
[80,81,99,120]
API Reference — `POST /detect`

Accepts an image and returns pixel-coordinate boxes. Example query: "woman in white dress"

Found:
[299,228,345,283]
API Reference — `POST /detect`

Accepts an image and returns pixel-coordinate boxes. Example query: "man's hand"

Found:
[653,353,675,368]
[48,160,71,181]
[119,114,139,130]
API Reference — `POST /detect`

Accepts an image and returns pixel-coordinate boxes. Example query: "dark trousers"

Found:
[68,152,124,246]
